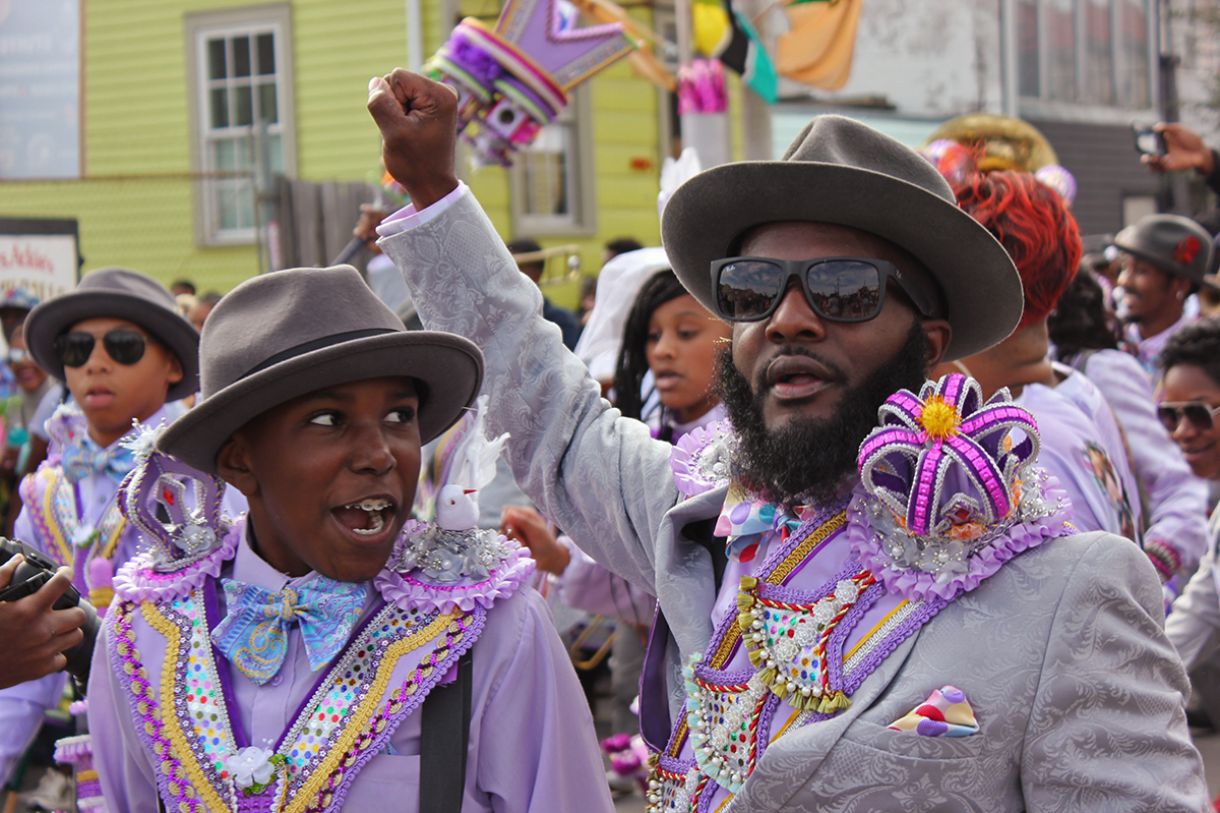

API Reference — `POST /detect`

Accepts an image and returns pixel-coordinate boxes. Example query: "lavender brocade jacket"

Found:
[377,186,1208,812]
[86,530,613,812]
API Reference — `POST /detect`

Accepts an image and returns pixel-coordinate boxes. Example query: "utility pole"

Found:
[1158,0,1184,211]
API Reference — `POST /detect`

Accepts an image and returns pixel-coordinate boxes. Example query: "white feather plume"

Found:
[451,395,510,493]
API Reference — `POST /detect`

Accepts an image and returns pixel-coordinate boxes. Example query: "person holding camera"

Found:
[1142,122,1220,196]
[0,269,206,787]
[0,554,86,690]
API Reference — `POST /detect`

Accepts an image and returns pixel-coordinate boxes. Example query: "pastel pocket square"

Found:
[887,685,979,738]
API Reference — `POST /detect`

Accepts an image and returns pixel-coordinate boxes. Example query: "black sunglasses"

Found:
[53,329,147,368]
[1156,401,1220,433]
[710,256,938,323]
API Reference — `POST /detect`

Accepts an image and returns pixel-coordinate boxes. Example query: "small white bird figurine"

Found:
[436,485,480,532]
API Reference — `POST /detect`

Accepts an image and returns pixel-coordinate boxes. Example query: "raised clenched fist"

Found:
[367,70,461,211]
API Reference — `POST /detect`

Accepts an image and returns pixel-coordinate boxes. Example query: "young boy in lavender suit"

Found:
[86,267,612,811]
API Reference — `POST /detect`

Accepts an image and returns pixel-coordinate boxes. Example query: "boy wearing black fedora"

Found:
[85,266,612,812]
[0,268,204,787]
[368,71,1207,810]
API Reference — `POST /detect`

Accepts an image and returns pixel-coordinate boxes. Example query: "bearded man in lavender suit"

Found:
[368,70,1208,812]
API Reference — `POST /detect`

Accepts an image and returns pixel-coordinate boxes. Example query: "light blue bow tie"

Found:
[61,436,135,485]
[211,577,368,685]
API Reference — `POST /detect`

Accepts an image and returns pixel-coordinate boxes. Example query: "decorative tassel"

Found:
[816,690,850,714]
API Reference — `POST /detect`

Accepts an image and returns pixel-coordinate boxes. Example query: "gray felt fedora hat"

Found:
[25,268,201,401]
[660,115,1023,360]
[158,266,483,474]
[1111,214,1215,285]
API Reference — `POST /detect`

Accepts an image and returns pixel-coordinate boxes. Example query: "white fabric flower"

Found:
[226,746,276,790]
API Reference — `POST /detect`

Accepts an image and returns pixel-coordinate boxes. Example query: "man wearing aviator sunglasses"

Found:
[0,268,207,789]
[370,70,1208,810]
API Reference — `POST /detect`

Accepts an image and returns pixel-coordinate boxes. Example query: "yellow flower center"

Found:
[919,396,960,439]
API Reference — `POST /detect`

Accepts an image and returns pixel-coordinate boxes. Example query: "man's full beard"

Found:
[716,321,930,507]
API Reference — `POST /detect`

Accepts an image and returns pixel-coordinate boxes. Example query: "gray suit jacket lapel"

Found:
[725,620,926,812]
[652,485,729,658]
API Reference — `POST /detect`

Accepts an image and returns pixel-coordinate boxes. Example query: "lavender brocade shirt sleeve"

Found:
[378,185,680,599]
[554,536,656,625]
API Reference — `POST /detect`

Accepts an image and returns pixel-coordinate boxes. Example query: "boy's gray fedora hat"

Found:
[25,267,201,401]
[660,114,1023,360]
[158,266,483,474]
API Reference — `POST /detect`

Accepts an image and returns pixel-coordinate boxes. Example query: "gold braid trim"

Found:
[38,470,73,566]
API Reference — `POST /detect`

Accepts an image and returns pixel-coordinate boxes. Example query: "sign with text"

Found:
[0,0,81,178]
[0,218,79,301]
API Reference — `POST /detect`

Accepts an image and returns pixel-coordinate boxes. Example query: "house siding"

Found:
[2,0,677,299]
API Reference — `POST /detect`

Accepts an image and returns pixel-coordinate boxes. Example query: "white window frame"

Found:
[509,88,596,237]
[184,4,297,247]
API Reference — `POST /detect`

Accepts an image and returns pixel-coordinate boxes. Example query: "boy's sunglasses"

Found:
[5,348,29,366]
[53,329,147,368]
[1156,401,1220,433]
[710,256,938,323]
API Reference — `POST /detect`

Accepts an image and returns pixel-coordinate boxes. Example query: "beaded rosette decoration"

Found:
[849,373,1072,602]
[426,0,636,166]
[102,433,529,812]
[375,518,534,614]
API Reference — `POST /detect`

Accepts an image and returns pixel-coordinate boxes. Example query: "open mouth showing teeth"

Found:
[333,498,395,537]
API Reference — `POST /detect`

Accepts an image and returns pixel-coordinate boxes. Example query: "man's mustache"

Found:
[752,345,848,394]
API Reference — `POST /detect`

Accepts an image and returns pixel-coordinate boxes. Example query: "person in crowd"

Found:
[1143,122,1220,196]
[2,321,64,534]
[187,290,222,332]
[353,203,415,316]
[578,276,598,327]
[0,556,86,691]
[368,70,1206,810]
[1050,269,1207,596]
[1113,214,1216,376]
[503,269,730,742]
[1160,320,1220,773]
[939,171,1154,554]
[604,236,644,264]
[1157,320,1220,487]
[0,289,42,401]
[939,172,1137,538]
[0,269,204,786]
[574,247,671,392]
[506,238,583,350]
[87,266,612,812]
[169,279,196,298]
